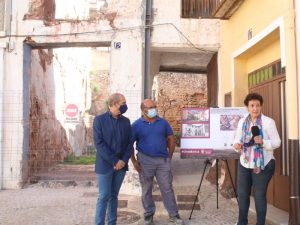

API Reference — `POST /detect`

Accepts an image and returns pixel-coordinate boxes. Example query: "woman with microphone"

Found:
[233,92,281,225]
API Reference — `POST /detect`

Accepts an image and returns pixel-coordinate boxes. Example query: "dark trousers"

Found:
[137,152,179,217]
[237,159,275,225]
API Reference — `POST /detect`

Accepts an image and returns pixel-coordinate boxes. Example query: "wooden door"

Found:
[250,74,289,211]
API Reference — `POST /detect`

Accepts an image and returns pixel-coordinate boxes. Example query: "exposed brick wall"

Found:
[24,0,55,21]
[153,72,207,135]
[29,50,72,175]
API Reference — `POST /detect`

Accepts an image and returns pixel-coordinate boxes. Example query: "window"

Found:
[248,60,284,87]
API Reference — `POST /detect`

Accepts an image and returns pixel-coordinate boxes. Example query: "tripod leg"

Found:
[189,160,210,220]
[225,159,239,205]
[216,159,219,209]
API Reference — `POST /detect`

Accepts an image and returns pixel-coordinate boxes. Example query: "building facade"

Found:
[0,0,299,222]
[216,0,299,222]
[0,0,217,189]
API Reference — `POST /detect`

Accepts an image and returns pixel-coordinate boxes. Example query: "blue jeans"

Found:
[95,169,126,225]
[237,159,275,225]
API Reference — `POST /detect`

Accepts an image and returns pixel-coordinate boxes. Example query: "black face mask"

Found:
[119,104,128,114]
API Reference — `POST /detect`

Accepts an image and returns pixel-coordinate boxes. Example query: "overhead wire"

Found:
[0,22,217,53]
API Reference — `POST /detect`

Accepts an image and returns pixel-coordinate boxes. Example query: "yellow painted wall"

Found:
[247,39,281,73]
[219,0,298,138]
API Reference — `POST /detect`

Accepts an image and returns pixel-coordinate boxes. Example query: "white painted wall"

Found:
[1,41,26,189]
[152,0,220,52]
[0,43,6,189]
[56,0,90,19]
[109,30,143,121]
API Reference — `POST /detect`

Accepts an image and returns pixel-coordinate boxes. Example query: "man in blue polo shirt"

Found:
[131,99,184,225]
[93,93,132,225]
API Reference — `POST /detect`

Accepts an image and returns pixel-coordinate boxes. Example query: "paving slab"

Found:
[0,152,284,225]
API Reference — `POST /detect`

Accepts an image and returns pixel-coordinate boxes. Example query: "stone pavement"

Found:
[0,153,276,225]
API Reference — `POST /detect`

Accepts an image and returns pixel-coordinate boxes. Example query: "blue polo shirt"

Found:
[132,116,174,158]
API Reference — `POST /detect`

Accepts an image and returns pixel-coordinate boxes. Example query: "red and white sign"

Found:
[65,104,78,117]
[64,104,80,123]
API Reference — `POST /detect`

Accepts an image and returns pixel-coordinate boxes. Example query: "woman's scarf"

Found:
[240,114,264,173]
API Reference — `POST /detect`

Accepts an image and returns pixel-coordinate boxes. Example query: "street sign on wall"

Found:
[64,104,80,123]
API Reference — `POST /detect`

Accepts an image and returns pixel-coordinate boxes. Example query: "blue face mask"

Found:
[147,108,157,118]
[119,104,128,114]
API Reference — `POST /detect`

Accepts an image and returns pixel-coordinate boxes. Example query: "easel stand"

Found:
[189,158,239,220]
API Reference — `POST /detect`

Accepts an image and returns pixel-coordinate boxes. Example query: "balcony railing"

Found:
[181,0,244,19]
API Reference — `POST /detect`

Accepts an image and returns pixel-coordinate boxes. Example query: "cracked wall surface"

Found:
[24,0,55,21]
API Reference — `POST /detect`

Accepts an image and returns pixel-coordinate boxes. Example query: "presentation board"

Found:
[180,107,248,159]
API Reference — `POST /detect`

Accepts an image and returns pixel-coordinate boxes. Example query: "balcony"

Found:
[181,0,245,19]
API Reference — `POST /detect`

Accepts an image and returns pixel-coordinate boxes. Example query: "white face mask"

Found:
[147,108,157,118]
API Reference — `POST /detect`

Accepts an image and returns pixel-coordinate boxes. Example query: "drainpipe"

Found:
[291,0,300,224]
[144,0,152,99]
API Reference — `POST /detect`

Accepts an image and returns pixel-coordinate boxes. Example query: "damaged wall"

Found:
[24,0,55,21]
[28,47,94,177]
[29,49,71,176]
[0,0,221,189]
[152,72,207,134]
[89,47,110,116]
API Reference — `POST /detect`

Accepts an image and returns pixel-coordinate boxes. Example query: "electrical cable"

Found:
[0,22,217,53]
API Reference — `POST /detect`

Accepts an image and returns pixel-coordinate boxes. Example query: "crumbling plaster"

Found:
[1,0,145,188]
[0,0,222,189]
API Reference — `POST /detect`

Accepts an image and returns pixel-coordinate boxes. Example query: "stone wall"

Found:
[152,72,207,135]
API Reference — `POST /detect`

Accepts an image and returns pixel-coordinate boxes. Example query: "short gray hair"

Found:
[106,93,123,108]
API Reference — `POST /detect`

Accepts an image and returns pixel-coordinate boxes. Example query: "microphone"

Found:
[251,125,261,146]
[243,125,261,147]
[251,125,260,138]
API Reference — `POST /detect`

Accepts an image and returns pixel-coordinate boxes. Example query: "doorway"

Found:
[249,61,288,211]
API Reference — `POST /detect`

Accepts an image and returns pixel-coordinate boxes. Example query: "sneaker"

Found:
[169,215,184,225]
[144,214,153,225]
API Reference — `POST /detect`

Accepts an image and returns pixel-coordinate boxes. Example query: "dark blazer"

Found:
[93,111,132,174]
